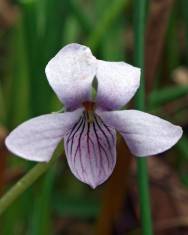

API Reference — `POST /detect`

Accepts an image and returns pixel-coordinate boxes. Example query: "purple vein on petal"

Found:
[73,113,86,175]
[64,111,117,188]
[66,116,84,156]
[94,115,114,162]
[97,115,116,145]
[86,117,96,180]
[93,120,109,175]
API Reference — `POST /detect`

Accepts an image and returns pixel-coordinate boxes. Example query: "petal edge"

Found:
[5,109,83,162]
[64,112,117,188]
[96,60,141,110]
[45,43,97,110]
[98,110,183,156]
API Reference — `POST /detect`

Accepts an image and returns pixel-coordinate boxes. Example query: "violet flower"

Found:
[5,43,183,188]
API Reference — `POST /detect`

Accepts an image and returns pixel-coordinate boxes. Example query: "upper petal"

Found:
[45,43,97,110]
[64,112,116,188]
[98,110,183,156]
[5,109,83,162]
[96,60,140,110]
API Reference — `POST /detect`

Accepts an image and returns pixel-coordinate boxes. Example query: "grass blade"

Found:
[134,0,153,234]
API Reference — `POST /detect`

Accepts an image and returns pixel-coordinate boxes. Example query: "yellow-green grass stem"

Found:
[134,0,153,234]
[0,153,59,216]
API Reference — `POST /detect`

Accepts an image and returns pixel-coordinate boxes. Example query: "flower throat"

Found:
[83,101,95,123]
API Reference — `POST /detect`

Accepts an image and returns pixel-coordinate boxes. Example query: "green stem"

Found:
[0,154,58,216]
[134,0,153,234]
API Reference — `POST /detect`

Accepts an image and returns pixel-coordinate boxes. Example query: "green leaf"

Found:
[0,82,5,123]
[28,167,56,235]
[87,0,129,51]
[148,86,188,109]
[177,135,188,160]
[54,196,100,218]
[6,16,30,129]
[66,0,92,34]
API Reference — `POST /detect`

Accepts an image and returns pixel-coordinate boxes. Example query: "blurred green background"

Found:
[0,0,188,234]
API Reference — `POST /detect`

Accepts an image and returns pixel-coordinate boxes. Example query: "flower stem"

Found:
[134,0,153,235]
[0,153,59,216]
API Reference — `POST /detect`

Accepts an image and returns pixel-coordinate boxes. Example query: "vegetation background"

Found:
[0,0,188,234]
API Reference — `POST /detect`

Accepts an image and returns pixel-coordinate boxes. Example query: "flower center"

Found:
[82,101,95,123]
[82,101,95,111]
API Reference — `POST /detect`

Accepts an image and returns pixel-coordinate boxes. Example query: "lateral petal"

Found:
[98,110,183,156]
[5,109,82,162]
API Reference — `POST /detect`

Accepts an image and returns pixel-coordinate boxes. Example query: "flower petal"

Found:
[45,43,97,110]
[98,110,183,156]
[96,60,140,110]
[5,109,83,162]
[64,112,116,188]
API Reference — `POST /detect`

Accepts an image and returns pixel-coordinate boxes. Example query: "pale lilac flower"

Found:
[5,43,183,188]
